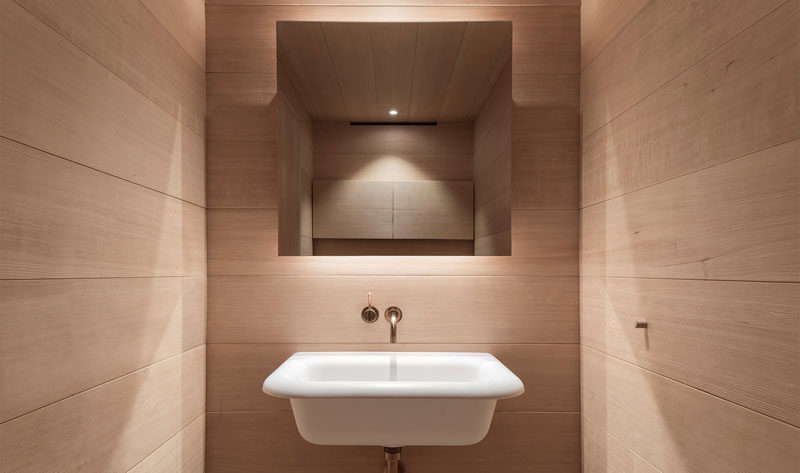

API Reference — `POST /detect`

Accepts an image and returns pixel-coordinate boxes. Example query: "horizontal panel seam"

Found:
[12,0,205,138]
[581,344,800,429]
[1,135,206,209]
[124,412,205,473]
[582,414,664,472]
[0,344,205,426]
[580,138,800,210]
[577,276,800,285]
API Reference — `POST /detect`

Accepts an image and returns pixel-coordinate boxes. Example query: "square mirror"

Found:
[277,21,512,256]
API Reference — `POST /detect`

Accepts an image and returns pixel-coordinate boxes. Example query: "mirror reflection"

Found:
[277,21,512,256]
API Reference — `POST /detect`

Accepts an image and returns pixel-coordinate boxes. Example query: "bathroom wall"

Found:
[313,121,474,255]
[580,0,799,471]
[205,2,580,472]
[0,0,206,470]
[474,61,512,255]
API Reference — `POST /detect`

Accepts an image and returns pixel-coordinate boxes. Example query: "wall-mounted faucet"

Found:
[361,292,379,323]
[384,306,402,343]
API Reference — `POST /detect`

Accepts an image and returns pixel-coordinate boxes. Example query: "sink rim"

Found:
[262,351,525,400]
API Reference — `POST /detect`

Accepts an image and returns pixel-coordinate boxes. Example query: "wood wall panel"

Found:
[206,0,580,7]
[582,2,799,206]
[207,411,580,473]
[580,0,785,138]
[580,1,800,470]
[207,73,277,142]
[15,0,205,136]
[207,6,578,75]
[207,343,579,413]
[0,1,205,207]
[208,209,279,271]
[0,347,205,473]
[582,276,799,427]
[582,347,799,473]
[581,141,800,282]
[0,138,206,279]
[206,2,579,470]
[207,141,279,209]
[511,210,577,264]
[393,181,474,240]
[208,276,578,344]
[0,277,205,423]
[312,180,394,239]
[1,0,206,469]
[129,414,206,473]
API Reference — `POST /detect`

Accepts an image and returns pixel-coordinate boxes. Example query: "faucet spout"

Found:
[384,307,403,344]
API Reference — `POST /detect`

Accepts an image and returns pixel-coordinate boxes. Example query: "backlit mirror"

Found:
[277,21,512,256]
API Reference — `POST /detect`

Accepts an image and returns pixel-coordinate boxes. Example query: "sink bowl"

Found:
[262,352,524,447]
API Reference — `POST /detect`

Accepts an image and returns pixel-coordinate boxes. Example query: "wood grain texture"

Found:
[409,22,467,121]
[582,415,660,473]
[208,210,279,272]
[581,141,800,282]
[313,239,474,256]
[512,210,578,265]
[393,181,474,240]
[512,73,579,143]
[582,277,800,427]
[512,142,579,209]
[207,343,579,413]
[128,414,206,473]
[206,411,580,473]
[579,0,650,71]
[206,0,579,5]
[582,347,800,473]
[314,152,473,181]
[207,141,278,209]
[580,0,785,138]
[208,276,578,344]
[314,122,473,155]
[319,22,378,121]
[206,5,578,74]
[16,0,205,135]
[207,73,277,142]
[0,277,205,423]
[312,180,394,239]
[0,1,205,206]
[0,138,206,279]
[0,347,205,473]
[140,0,206,70]
[474,231,512,257]
[582,1,799,206]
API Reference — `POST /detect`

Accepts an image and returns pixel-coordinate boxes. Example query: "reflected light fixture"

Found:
[388,109,398,116]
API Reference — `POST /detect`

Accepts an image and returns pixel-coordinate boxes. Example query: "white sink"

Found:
[262,352,524,447]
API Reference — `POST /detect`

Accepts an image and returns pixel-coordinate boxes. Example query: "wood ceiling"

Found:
[277,21,511,123]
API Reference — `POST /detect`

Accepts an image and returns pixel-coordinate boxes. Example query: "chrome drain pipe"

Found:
[383,447,402,473]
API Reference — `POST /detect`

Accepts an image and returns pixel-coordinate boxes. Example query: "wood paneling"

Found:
[512,142,579,209]
[579,0,649,71]
[140,0,206,70]
[206,0,579,5]
[207,5,578,74]
[580,2,800,469]
[0,347,205,473]
[581,141,800,282]
[0,138,206,279]
[512,210,578,264]
[582,276,800,427]
[582,2,799,206]
[582,415,660,473]
[15,0,205,135]
[0,1,205,206]
[206,2,579,470]
[0,277,205,423]
[1,0,206,469]
[313,239,474,256]
[277,21,511,122]
[207,343,579,413]
[580,0,785,138]
[393,181,474,240]
[314,122,473,155]
[582,347,800,473]
[208,276,578,344]
[207,411,580,473]
[208,210,279,271]
[312,180,394,239]
[207,141,278,209]
[207,73,277,142]
[129,414,206,473]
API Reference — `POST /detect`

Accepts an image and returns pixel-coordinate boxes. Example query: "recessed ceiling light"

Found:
[388,109,398,116]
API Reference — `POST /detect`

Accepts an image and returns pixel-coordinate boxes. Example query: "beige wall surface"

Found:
[0,0,207,470]
[580,0,799,471]
[205,1,580,471]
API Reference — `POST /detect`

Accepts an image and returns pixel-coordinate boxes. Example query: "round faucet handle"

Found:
[361,292,379,323]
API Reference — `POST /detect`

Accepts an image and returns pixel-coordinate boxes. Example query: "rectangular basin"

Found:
[262,352,524,447]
